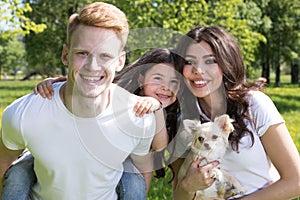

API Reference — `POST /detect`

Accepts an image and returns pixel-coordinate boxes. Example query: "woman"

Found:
[171,25,300,199]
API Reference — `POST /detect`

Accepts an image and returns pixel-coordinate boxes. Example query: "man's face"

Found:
[62,24,125,98]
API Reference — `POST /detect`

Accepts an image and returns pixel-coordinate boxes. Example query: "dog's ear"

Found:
[214,114,234,134]
[183,119,201,133]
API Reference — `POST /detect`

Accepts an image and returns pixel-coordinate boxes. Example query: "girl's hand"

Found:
[134,96,162,117]
[34,77,67,99]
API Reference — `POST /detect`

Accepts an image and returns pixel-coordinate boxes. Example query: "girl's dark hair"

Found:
[114,48,178,93]
[114,48,181,178]
[175,26,264,152]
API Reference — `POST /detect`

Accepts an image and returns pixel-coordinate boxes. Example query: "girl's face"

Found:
[183,41,223,99]
[140,63,180,108]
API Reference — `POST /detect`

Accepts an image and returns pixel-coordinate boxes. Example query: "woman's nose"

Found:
[193,64,205,74]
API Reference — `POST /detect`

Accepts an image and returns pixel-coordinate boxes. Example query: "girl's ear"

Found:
[138,74,145,88]
[61,44,69,66]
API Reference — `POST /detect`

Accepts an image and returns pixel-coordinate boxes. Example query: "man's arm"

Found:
[0,131,23,194]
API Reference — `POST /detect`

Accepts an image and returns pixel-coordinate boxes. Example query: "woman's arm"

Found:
[240,123,300,200]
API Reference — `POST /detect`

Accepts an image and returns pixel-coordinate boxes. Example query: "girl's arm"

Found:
[34,77,67,99]
[239,123,300,200]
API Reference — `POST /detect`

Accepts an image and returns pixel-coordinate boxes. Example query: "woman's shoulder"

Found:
[248,90,272,105]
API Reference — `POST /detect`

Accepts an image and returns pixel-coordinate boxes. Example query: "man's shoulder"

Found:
[111,84,138,105]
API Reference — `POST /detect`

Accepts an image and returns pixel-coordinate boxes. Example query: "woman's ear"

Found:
[61,44,69,66]
[138,74,145,89]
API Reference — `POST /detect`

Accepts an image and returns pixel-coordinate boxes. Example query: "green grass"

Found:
[0,79,299,199]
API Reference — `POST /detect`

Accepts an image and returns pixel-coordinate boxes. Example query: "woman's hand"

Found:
[34,77,67,99]
[181,158,219,192]
[134,96,162,117]
[173,157,219,200]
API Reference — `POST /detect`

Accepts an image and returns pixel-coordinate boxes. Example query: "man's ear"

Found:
[115,51,126,72]
[61,44,69,66]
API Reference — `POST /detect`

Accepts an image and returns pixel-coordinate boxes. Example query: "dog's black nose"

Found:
[204,143,211,149]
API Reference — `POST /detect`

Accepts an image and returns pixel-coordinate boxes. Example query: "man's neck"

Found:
[59,83,110,118]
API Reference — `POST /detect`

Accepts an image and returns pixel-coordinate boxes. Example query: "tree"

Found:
[21,0,276,81]
[254,0,300,86]
[23,0,90,77]
[0,0,46,39]
[0,35,27,80]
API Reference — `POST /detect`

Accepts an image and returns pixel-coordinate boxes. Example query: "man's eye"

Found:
[100,53,112,59]
[77,52,88,56]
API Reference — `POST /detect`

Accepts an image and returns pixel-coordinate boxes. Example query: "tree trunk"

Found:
[275,61,281,87]
[291,59,299,84]
[261,44,270,84]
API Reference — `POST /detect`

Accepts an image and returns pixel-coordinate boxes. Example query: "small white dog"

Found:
[177,114,245,200]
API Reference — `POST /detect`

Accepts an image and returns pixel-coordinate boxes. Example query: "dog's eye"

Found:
[212,135,218,140]
[198,136,205,143]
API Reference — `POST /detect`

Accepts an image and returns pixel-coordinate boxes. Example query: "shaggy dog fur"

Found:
[177,114,245,200]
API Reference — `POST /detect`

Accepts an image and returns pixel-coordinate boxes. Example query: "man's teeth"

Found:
[194,80,207,85]
[82,76,101,81]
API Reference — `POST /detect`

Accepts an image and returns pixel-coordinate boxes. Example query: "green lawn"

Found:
[0,79,299,199]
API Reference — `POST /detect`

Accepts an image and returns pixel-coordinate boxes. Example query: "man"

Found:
[0,2,165,199]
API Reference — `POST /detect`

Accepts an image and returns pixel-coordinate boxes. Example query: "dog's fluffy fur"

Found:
[177,114,245,200]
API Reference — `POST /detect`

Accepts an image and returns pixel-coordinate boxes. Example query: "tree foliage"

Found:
[4,0,299,85]
[0,0,46,39]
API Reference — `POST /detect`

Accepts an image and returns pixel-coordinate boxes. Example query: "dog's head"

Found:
[183,114,234,162]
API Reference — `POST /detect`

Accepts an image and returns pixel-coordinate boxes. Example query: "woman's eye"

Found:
[184,60,196,66]
[205,58,217,64]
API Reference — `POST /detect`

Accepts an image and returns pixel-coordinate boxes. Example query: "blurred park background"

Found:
[0,0,299,199]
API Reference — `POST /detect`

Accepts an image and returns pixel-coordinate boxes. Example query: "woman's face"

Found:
[140,63,180,108]
[182,41,223,99]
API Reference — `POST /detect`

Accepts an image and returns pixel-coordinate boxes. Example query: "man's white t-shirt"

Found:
[173,90,283,197]
[2,82,156,200]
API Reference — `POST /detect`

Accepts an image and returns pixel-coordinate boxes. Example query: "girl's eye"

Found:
[170,79,179,85]
[153,76,162,81]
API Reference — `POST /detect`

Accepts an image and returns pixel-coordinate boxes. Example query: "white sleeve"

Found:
[248,91,284,137]
[1,94,30,150]
[131,113,156,156]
